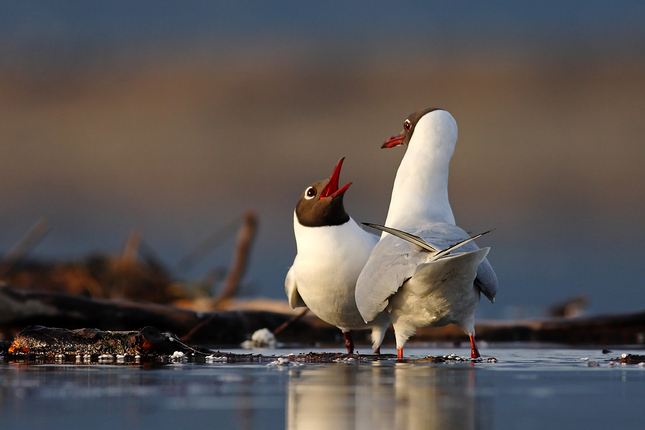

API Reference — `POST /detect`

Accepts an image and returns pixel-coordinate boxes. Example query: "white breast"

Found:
[384,110,458,228]
[292,212,378,330]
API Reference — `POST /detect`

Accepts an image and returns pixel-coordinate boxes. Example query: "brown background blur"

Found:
[1,2,644,318]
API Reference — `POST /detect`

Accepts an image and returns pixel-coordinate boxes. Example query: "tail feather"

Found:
[430,229,495,261]
[363,222,495,261]
[362,223,438,252]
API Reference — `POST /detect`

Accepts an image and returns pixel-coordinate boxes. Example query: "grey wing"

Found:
[417,222,497,303]
[355,234,423,323]
[475,257,498,303]
[285,266,307,309]
[410,248,490,297]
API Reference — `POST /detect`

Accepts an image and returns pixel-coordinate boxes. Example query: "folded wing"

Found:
[285,266,307,309]
[356,221,497,322]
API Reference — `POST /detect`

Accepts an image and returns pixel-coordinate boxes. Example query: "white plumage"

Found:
[355,109,497,358]
[286,159,390,353]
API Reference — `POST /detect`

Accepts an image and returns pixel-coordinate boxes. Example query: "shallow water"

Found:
[2,346,645,430]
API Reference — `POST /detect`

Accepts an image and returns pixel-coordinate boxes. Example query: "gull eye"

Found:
[305,186,317,200]
[404,119,411,131]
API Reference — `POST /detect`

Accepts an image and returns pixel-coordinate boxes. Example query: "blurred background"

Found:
[1,1,644,319]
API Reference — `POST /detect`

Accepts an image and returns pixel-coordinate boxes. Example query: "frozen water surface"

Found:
[2,347,645,429]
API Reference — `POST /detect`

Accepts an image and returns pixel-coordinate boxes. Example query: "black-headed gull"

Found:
[286,158,390,354]
[356,109,497,359]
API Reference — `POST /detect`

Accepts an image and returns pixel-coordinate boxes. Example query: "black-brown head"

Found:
[295,158,352,227]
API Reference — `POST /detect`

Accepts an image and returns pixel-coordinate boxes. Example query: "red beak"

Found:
[321,157,352,199]
[381,134,405,149]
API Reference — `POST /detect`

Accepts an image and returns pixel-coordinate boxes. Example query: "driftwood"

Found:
[0,211,258,309]
[5,326,644,365]
[1,253,174,303]
[274,308,310,335]
[475,311,645,345]
[0,218,51,277]
[211,210,258,309]
[7,325,210,359]
[0,284,336,345]
[1,284,645,347]
[179,211,258,341]
[175,216,246,273]
[411,311,645,346]
[617,354,645,364]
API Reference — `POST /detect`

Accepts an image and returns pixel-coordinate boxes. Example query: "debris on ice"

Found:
[241,328,277,349]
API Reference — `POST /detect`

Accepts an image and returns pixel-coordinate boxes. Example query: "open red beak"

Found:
[381,134,406,149]
[321,157,352,199]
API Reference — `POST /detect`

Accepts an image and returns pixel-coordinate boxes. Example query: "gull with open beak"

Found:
[286,158,390,354]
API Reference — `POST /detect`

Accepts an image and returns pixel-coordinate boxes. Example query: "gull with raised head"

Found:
[355,108,498,359]
[286,158,390,354]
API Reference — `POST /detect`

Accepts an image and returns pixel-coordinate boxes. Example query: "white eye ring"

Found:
[404,119,411,131]
[304,186,317,200]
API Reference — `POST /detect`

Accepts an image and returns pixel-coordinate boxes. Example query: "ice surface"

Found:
[2,347,645,430]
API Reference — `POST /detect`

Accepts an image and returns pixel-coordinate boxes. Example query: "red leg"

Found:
[344,332,354,354]
[469,334,480,358]
[397,348,403,359]
[373,346,381,355]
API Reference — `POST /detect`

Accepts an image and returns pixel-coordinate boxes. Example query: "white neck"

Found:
[384,110,457,229]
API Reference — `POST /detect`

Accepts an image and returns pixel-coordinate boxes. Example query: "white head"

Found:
[382,108,457,160]
[382,108,458,227]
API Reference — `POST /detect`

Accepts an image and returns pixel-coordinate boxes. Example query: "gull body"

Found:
[286,158,390,353]
[356,109,497,358]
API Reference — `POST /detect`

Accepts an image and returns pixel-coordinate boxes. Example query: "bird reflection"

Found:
[287,363,492,430]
